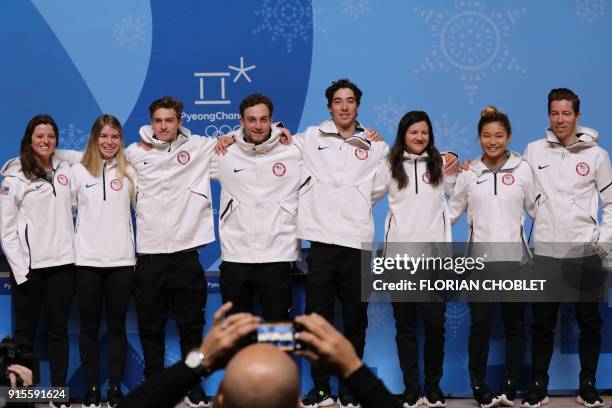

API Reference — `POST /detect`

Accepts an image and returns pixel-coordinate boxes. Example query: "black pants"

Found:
[219,261,292,320]
[135,250,206,379]
[392,302,445,391]
[11,264,74,386]
[468,302,525,384]
[306,242,368,396]
[76,266,133,386]
[531,255,602,384]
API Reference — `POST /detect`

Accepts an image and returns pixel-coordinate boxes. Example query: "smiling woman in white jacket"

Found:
[448,106,535,408]
[71,114,136,408]
[0,114,75,402]
[380,111,454,408]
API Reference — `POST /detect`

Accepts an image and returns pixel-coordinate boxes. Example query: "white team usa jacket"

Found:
[523,126,612,258]
[125,125,217,254]
[382,152,455,245]
[0,156,75,285]
[211,124,301,262]
[71,160,136,267]
[295,119,389,250]
[448,151,536,262]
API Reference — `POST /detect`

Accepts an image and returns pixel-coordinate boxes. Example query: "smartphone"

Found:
[255,321,304,352]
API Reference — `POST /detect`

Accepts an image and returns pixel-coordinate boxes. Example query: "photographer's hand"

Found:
[198,302,260,373]
[7,364,33,387]
[294,313,362,379]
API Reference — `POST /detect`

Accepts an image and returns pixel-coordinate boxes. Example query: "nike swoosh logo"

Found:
[233,168,245,173]
[35,184,43,190]
[476,179,487,185]
[318,146,330,150]
[143,161,152,165]
[538,164,550,169]
[85,183,98,188]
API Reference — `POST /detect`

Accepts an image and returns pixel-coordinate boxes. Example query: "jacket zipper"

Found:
[102,162,107,201]
[493,173,498,195]
[24,225,32,268]
[382,214,394,258]
[442,211,446,235]
[220,198,233,220]
[414,161,419,194]
[298,176,311,191]
[466,223,474,257]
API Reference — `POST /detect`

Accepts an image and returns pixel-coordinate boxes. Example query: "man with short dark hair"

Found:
[294,79,390,408]
[211,93,301,319]
[521,88,612,408]
[124,96,220,407]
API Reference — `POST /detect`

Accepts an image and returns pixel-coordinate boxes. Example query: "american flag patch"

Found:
[0,185,9,195]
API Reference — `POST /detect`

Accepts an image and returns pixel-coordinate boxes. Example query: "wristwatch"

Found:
[185,349,211,377]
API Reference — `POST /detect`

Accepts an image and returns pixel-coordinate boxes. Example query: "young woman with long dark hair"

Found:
[0,114,75,408]
[383,111,455,408]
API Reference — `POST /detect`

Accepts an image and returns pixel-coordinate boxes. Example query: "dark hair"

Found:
[325,79,363,108]
[388,111,443,189]
[477,105,512,136]
[19,114,59,181]
[148,96,183,119]
[239,94,274,117]
[548,88,580,114]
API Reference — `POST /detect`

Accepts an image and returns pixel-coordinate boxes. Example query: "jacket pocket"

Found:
[572,191,597,224]
[219,191,239,225]
[279,194,298,222]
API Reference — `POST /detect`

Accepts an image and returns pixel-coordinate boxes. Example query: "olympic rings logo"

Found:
[204,124,242,137]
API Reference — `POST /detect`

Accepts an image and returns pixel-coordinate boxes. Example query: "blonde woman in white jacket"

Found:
[448,106,535,408]
[0,114,74,408]
[71,114,136,408]
[382,111,454,408]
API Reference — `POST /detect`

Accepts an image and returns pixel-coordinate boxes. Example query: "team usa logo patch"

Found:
[576,162,590,176]
[354,148,368,160]
[177,150,191,165]
[110,179,123,191]
[56,174,69,185]
[422,172,431,184]
[501,174,515,185]
[272,162,286,177]
[0,183,9,195]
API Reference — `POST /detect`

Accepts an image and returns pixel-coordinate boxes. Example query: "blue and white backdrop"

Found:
[0,0,611,397]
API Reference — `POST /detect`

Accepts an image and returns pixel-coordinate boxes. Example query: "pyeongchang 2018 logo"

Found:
[182,56,257,137]
[186,56,256,137]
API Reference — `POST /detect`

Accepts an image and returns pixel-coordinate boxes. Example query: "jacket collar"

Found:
[233,122,284,154]
[545,125,599,149]
[139,125,191,148]
[403,151,428,161]
[318,119,370,149]
[469,151,523,175]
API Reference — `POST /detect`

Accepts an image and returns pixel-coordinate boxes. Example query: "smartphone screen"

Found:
[256,322,301,351]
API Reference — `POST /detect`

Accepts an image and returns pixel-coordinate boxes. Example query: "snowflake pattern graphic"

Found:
[374,98,407,134]
[414,0,527,104]
[59,123,88,150]
[576,0,605,23]
[445,301,469,338]
[253,0,313,53]
[114,16,146,48]
[341,0,371,19]
[434,114,474,159]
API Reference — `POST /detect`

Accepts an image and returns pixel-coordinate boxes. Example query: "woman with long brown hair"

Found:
[383,111,455,408]
[0,114,75,408]
[71,114,136,408]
